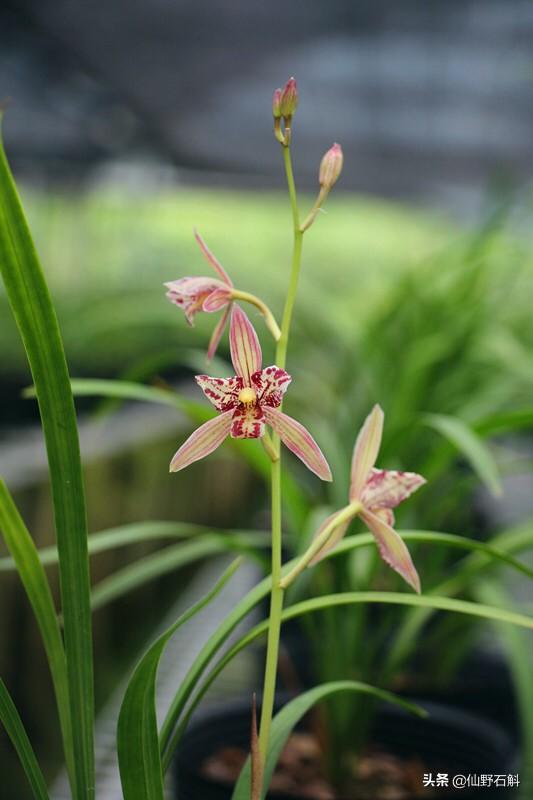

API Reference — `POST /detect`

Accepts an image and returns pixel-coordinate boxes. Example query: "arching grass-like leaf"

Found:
[0,481,73,780]
[232,681,426,800]
[0,679,50,800]
[117,559,242,800]
[160,527,533,769]
[0,123,93,799]
[423,412,502,496]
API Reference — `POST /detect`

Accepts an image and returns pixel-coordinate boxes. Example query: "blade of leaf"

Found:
[0,678,50,800]
[160,526,533,768]
[90,533,266,612]
[0,522,269,572]
[117,559,242,800]
[0,121,93,799]
[423,412,502,497]
[232,681,425,800]
[0,480,74,782]
[474,580,533,800]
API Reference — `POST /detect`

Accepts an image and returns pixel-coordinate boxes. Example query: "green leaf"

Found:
[90,533,264,612]
[232,681,426,800]
[0,481,73,779]
[0,521,269,572]
[0,678,50,800]
[0,123,93,798]
[475,407,533,438]
[160,526,533,768]
[423,412,502,496]
[117,559,242,800]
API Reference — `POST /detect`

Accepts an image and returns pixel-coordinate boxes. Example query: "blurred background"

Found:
[1,1,533,797]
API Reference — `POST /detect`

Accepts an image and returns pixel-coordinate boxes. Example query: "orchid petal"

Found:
[230,405,265,439]
[230,305,262,384]
[372,507,395,527]
[264,408,332,482]
[360,509,420,593]
[362,468,426,510]
[169,411,233,472]
[194,229,233,286]
[308,509,354,565]
[202,288,233,313]
[195,374,242,411]
[349,404,384,500]
[206,304,231,361]
[165,277,226,325]
[253,365,292,408]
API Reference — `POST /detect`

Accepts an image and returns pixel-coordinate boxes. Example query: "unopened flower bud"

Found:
[272,88,282,119]
[319,143,343,190]
[280,77,298,118]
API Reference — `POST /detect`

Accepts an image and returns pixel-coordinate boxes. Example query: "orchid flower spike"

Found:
[165,231,281,359]
[170,306,332,481]
[287,405,425,593]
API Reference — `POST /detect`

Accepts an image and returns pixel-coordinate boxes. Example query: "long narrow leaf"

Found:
[117,559,242,800]
[0,123,94,799]
[90,534,262,612]
[0,481,73,780]
[232,681,425,800]
[160,526,533,767]
[0,522,269,572]
[0,678,50,800]
[423,412,502,496]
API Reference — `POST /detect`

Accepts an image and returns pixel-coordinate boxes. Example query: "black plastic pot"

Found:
[174,698,517,799]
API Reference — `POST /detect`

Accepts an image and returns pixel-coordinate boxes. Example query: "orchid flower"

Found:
[165,230,280,360]
[281,404,425,592]
[170,306,332,481]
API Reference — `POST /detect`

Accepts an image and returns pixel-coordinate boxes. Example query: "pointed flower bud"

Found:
[319,143,343,190]
[279,77,298,118]
[272,88,282,119]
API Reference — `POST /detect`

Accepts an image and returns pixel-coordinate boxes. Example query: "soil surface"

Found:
[202,731,436,799]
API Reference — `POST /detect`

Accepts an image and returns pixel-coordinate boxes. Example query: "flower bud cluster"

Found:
[272,77,298,146]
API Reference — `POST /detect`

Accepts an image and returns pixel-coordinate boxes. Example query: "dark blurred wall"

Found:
[1,0,532,207]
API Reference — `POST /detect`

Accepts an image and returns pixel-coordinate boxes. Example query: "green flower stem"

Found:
[258,143,304,769]
[280,501,363,589]
[229,290,281,341]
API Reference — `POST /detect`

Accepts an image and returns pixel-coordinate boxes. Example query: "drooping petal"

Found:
[194,229,233,286]
[165,277,226,324]
[206,304,231,361]
[195,374,242,411]
[169,411,233,472]
[253,365,292,408]
[362,468,426,510]
[230,305,262,384]
[372,507,395,527]
[202,287,233,313]
[230,405,265,439]
[308,509,355,565]
[360,508,420,593]
[349,404,384,501]
[265,407,332,481]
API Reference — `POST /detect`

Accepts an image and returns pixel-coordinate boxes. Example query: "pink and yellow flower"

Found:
[170,306,332,481]
[165,230,234,360]
[309,405,425,592]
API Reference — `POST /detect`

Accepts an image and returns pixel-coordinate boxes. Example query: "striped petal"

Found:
[230,305,262,384]
[165,277,225,324]
[169,411,233,472]
[206,304,231,361]
[202,287,233,313]
[253,365,292,408]
[194,229,233,286]
[362,468,426,510]
[195,374,242,411]
[264,408,332,481]
[308,509,354,565]
[360,508,420,593]
[349,404,384,500]
[230,405,265,439]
